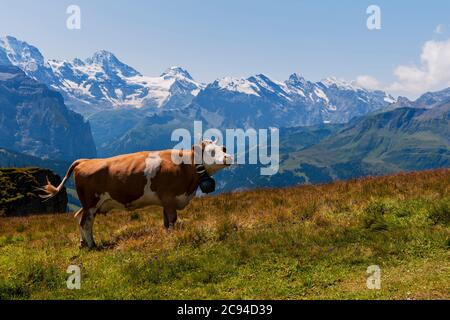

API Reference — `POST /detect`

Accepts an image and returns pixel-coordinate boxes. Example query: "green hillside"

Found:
[282,106,450,184]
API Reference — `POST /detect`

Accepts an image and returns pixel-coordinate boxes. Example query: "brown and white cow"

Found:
[37,140,232,249]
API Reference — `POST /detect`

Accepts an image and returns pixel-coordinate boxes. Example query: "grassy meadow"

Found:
[0,169,449,300]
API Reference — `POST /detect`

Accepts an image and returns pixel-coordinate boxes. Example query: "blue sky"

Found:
[1,0,449,97]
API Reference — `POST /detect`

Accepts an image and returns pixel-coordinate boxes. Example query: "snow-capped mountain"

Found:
[0,36,45,73]
[190,73,396,128]
[0,36,56,86]
[0,35,396,131]
[287,74,396,122]
[0,36,203,115]
[316,77,396,122]
[47,57,202,112]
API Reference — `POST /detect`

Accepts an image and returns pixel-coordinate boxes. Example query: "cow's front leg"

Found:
[163,206,178,230]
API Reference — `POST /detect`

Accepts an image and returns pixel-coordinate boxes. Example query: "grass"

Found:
[0,169,449,300]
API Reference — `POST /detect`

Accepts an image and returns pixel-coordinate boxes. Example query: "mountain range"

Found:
[0,35,401,157]
[283,102,450,181]
[1,36,395,126]
[0,36,203,116]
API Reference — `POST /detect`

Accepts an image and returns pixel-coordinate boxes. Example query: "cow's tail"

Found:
[35,159,87,201]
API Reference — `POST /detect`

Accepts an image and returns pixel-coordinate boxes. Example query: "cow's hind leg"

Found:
[75,184,98,249]
[74,208,87,248]
[78,208,97,249]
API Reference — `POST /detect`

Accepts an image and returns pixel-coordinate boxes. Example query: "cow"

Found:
[37,140,232,249]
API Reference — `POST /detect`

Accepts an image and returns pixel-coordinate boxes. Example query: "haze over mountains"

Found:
[0,35,448,193]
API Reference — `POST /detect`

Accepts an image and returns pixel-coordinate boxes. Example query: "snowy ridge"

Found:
[0,36,203,111]
[47,54,203,109]
[0,35,397,123]
[202,71,397,125]
[321,77,362,91]
[46,57,203,108]
[0,36,44,73]
[215,77,260,96]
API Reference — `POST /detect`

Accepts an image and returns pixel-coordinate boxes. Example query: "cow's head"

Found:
[193,139,233,175]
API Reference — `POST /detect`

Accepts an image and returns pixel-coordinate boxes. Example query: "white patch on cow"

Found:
[176,192,195,209]
[144,153,162,180]
[130,152,162,208]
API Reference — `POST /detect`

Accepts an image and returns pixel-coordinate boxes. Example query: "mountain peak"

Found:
[0,35,24,45]
[0,35,45,72]
[72,58,85,66]
[286,73,308,86]
[1,35,17,42]
[253,73,271,79]
[161,66,193,80]
[321,77,361,91]
[250,73,280,85]
[212,76,260,96]
[85,50,140,77]
[86,50,118,65]
[288,73,304,81]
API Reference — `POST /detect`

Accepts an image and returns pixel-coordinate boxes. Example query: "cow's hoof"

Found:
[79,240,97,250]
[79,240,88,249]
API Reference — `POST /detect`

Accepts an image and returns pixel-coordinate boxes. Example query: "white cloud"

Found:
[355,75,381,90]
[388,39,450,97]
[356,39,450,99]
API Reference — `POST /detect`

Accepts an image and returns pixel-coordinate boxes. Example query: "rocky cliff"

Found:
[0,65,97,161]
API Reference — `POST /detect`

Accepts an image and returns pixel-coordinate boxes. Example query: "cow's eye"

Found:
[223,147,227,153]
[210,150,216,158]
